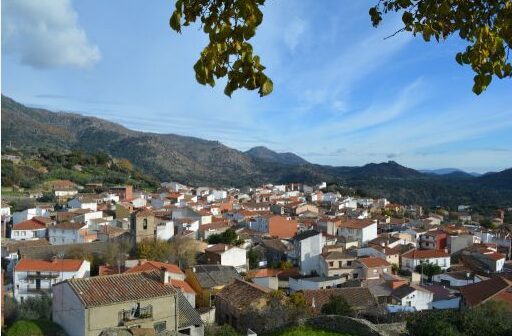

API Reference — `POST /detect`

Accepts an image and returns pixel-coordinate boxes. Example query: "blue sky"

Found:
[2,0,512,173]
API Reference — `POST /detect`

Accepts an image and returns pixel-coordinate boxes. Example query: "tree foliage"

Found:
[320,295,354,316]
[207,228,243,245]
[170,0,272,97]
[415,261,442,280]
[406,301,512,336]
[370,0,512,94]
[136,236,200,268]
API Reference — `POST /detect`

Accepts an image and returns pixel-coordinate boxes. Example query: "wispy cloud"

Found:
[283,17,307,52]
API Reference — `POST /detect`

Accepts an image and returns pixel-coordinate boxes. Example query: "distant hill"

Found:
[2,95,512,207]
[351,161,423,179]
[421,168,465,175]
[420,168,481,177]
[477,168,512,189]
[245,146,309,165]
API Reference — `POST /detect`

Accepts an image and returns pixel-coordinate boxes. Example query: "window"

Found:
[143,218,148,230]
[154,321,166,333]
[329,262,334,267]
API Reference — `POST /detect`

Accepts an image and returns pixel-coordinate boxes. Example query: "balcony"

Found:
[26,272,60,280]
[25,287,52,294]
[118,305,153,326]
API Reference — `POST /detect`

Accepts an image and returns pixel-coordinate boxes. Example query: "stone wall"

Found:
[305,315,405,336]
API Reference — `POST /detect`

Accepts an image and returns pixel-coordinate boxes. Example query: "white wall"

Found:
[298,234,324,275]
[12,208,49,224]
[53,282,86,336]
[49,227,84,245]
[156,221,174,240]
[398,289,433,311]
[11,228,46,240]
[220,247,247,272]
[402,256,451,271]
[252,277,279,290]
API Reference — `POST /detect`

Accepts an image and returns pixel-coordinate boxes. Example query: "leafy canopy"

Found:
[171,0,511,96]
[170,0,272,97]
[370,0,512,95]
[320,295,354,316]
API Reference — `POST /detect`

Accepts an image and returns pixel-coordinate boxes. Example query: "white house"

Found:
[293,230,324,276]
[10,219,47,240]
[391,284,433,311]
[211,190,227,201]
[151,197,171,209]
[338,197,358,210]
[12,207,50,225]
[48,222,94,245]
[1,203,11,222]
[204,244,247,272]
[432,272,485,287]
[401,249,451,271]
[322,193,338,204]
[289,276,344,292]
[71,209,103,226]
[131,197,147,208]
[14,258,90,302]
[156,218,175,241]
[67,197,98,211]
[337,219,378,245]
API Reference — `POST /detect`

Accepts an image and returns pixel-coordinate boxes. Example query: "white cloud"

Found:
[2,0,100,68]
[283,17,306,51]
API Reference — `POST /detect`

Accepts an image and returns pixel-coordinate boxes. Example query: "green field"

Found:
[271,326,352,336]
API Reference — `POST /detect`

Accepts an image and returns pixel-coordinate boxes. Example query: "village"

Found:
[1,179,511,336]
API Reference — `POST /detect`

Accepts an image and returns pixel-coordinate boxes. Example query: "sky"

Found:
[2,0,512,173]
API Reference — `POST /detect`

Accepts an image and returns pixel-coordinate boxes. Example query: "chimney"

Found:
[160,266,171,284]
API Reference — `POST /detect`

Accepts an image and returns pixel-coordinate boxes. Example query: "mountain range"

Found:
[2,95,512,207]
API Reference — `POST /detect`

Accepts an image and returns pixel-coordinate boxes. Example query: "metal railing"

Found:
[26,272,60,280]
[118,305,153,325]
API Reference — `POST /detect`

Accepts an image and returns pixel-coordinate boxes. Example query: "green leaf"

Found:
[170,11,181,32]
[259,78,273,97]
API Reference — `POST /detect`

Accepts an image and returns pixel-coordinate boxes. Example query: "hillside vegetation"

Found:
[2,148,158,192]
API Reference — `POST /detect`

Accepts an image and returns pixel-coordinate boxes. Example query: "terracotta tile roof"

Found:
[205,244,235,254]
[15,258,86,272]
[402,249,450,259]
[217,279,271,310]
[98,265,125,276]
[32,216,53,224]
[134,208,154,217]
[358,257,390,268]
[338,218,376,229]
[485,252,506,261]
[303,287,377,314]
[322,251,354,260]
[460,277,512,307]
[171,279,196,294]
[53,222,87,230]
[125,260,184,275]
[65,270,176,307]
[246,268,283,278]
[198,222,230,232]
[189,265,242,289]
[12,219,46,231]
